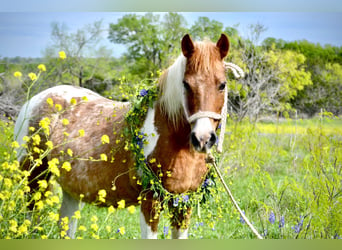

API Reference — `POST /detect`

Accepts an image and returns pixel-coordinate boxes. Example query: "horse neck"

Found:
[154,100,191,148]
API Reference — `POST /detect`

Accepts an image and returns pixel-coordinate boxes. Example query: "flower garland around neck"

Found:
[123,84,219,221]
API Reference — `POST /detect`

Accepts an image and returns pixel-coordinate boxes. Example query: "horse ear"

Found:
[216,34,230,59]
[182,34,195,58]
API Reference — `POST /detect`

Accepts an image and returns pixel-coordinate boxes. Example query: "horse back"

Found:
[15,85,141,207]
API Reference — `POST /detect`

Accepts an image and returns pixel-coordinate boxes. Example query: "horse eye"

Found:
[183,80,191,91]
[218,82,226,91]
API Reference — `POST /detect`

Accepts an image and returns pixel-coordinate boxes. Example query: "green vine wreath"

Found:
[123,85,219,224]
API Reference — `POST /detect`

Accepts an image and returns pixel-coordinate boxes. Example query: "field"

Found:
[0,115,341,239]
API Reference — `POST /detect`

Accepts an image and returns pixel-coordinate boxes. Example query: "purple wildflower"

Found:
[263,229,268,237]
[136,132,145,148]
[279,215,285,229]
[194,222,204,230]
[334,233,342,239]
[218,123,222,129]
[139,89,148,97]
[292,216,304,234]
[202,178,213,188]
[173,197,179,207]
[269,211,275,224]
[163,226,169,237]
[182,194,189,203]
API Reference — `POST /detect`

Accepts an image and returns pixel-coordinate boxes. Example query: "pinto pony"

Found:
[14,34,230,239]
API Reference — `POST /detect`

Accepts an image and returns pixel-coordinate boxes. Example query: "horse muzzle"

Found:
[189,116,218,153]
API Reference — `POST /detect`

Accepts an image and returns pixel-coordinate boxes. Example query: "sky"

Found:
[1,12,342,58]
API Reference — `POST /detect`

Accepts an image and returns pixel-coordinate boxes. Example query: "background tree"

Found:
[189,16,224,41]
[44,20,113,89]
[108,12,188,80]
[228,25,312,121]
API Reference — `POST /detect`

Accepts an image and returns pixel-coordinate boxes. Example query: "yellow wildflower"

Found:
[45,140,53,149]
[9,220,18,233]
[44,191,52,197]
[73,210,81,220]
[78,129,85,137]
[127,205,136,214]
[117,199,125,209]
[41,235,48,239]
[101,134,110,144]
[59,51,67,60]
[149,158,156,163]
[38,180,48,190]
[48,158,60,177]
[13,71,22,78]
[62,162,72,172]
[92,233,99,239]
[11,141,20,149]
[4,178,12,188]
[78,225,87,232]
[67,148,73,157]
[108,205,115,214]
[100,153,108,161]
[118,226,125,235]
[98,189,107,203]
[39,117,51,135]
[55,104,62,111]
[34,158,42,166]
[35,200,44,210]
[33,191,42,201]
[62,118,69,126]
[46,97,54,107]
[32,134,41,145]
[23,136,30,142]
[82,96,88,102]
[49,212,59,222]
[18,220,31,235]
[38,64,46,72]
[33,147,41,154]
[28,72,37,81]
[70,98,77,105]
[8,200,15,211]
[91,224,98,231]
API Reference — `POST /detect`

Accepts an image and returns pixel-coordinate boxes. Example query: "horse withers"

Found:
[14,34,230,239]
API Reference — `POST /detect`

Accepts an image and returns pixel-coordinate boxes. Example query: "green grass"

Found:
[1,117,341,239]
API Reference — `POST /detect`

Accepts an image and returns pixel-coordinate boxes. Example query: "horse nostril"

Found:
[190,131,217,151]
[208,132,217,148]
[191,132,201,149]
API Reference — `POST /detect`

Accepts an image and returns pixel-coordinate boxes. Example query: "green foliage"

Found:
[262,38,342,115]
[266,49,312,100]
[108,13,187,79]
[189,16,224,41]
[1,100,342,239]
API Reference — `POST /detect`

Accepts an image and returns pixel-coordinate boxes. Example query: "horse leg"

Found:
[20,156,51,217]
[170,207,192,239]
[140,196,160,239]
[59,190,83,239]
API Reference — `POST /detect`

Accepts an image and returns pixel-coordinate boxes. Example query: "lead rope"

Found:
[209,62,264,239]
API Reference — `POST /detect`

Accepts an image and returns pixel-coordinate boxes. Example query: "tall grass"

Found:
[1,114,341,239]
[1,58,341,238]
